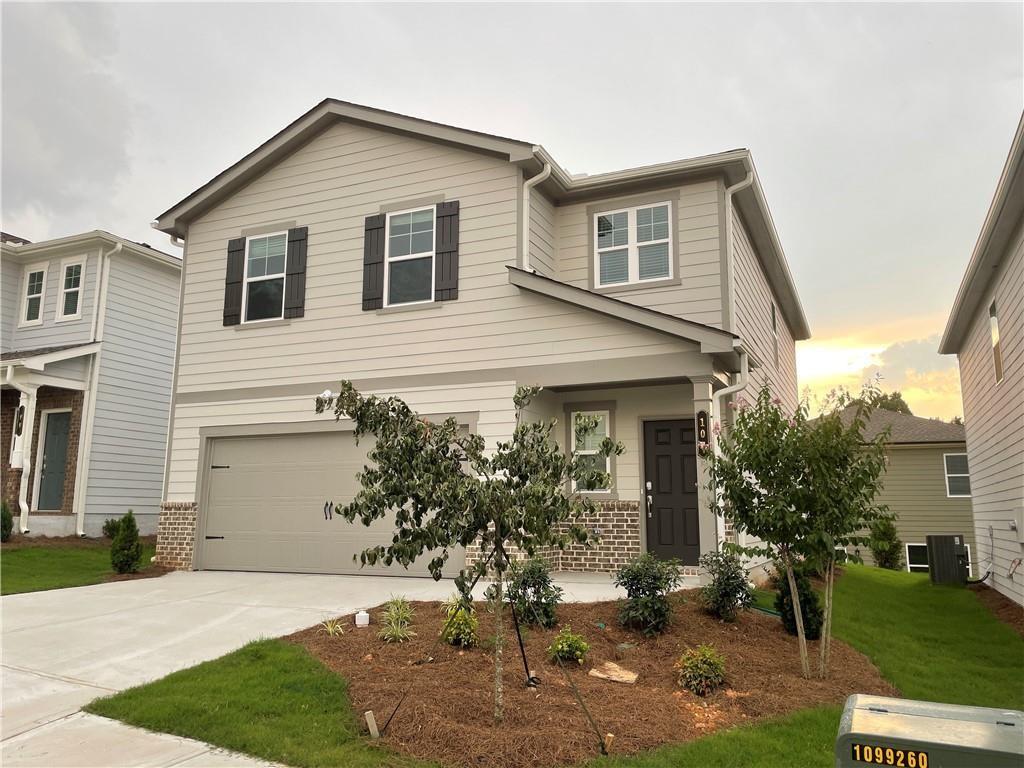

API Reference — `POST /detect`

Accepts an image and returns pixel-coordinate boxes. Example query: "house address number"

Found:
[696,411,709,444]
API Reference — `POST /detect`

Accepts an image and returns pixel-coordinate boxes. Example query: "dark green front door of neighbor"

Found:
[38,411,71,510]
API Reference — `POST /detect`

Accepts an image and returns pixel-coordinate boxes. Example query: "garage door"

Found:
[199,431,465,577]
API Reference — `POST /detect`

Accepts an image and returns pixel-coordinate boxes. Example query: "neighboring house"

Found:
[840,409,977,575]
[1,231,181,537]
[151,99,810,578]
[940,113,1024,606]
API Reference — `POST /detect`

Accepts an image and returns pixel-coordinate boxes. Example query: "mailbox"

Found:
[835,694,1022,768]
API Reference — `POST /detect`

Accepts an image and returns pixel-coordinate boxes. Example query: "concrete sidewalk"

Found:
[1,569,625,767]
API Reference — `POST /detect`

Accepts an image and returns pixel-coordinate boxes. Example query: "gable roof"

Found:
[837,407,966,445]
[940,111,1024,354]
[152,98,809,340]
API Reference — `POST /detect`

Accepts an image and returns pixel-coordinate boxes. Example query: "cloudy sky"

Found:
[3,3,1021,419]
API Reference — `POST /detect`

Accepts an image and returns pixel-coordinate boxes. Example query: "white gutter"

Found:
[712,345,750,426]
[723,170,754,333]
[6,366,38,534]
[521,161,552,272]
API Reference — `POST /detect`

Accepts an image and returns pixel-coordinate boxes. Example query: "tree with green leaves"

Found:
[315,381,623,724]
[861,390,913,415]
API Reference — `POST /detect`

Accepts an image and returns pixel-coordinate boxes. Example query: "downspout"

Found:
[521,162,552,272]
[6,366,38,534]
[723,170,754,333]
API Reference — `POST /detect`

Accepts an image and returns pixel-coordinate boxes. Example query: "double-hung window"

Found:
[944,453,971,497]
[20,263,47,327]
[571,410,611,492]
[385,206,435,306]
[56,258,85,321]
[990,301,1003,383]
[243,232,287,322]
[594,201,672,287]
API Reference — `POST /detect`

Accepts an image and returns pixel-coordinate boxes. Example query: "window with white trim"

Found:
[20,264,47,326]
[990,301,1003,383]
[771,303,779,367]
[56,258,85,321]
[905,542,973,576]
[594,201,673,287]
[571,410,611,492]
[385,206,434,306]
[944,453,971,497]
[243,232,287,322]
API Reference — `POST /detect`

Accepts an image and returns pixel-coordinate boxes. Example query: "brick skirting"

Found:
[156,501,198,569]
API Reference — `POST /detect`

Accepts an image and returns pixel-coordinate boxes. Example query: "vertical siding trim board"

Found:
[223,238,245,326]
[434,200,460,301]
[283,226,308,319]
[362,214,386,310]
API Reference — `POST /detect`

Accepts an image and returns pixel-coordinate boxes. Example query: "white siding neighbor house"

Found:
[940,113,1024,606]
[151,100,810,579]
[1,231,181,536]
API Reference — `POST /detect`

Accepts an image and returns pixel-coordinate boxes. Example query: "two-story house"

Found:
[1,231,181,537]
[940,113,1024,606]
[151,100,810,579]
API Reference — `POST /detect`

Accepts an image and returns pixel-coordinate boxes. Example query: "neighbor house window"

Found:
[20,264,47,327]
[243,232,287,322]
[905,542,972,576]
[990,301,1003,383]
[385,206,434,306]
[56,258,85,321]
[771,303,780,367]
[944,453,971,497]
[570,410,611,492]
[594,201,672,287]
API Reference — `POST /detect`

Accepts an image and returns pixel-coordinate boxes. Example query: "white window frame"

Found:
[383,205,436,308]
[989,301,1003,384]
[19,261,48,328]
[32,407,72,512]
[570,409,611,493]
[55,256,86,323]
[943,452,971,498]
[241,231,288,324]
[905,542,973,577]
[771,303,780,367]
[593,201,674,288]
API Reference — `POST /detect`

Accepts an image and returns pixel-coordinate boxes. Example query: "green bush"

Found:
[678,644,726,696]
[614,553,682,636]
[1,500,13,543]
[506,557,563,628]
[547,626,589,665]
[102,518,121,539]
[378,596,416,643]
[869,516,903,570]
[775,564,823,640]
[440,594,478,648]
[110,510,142,574]
[699,550,753,622]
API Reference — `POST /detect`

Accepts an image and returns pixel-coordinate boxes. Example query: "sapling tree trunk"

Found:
[819,555,835,679]
[783,554,810,679]
[493,565,505,725]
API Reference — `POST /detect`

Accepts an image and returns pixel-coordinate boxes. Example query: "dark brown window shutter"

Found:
[434,200,460,301]
[362,213,386,310]
[283,226,308,319]
[223,237,246,326]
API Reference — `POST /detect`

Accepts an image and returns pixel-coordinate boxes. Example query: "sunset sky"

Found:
[3,3,1022,422]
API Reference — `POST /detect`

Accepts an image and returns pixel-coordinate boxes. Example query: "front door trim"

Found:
[32,407,72,512]
[641,416,700,565]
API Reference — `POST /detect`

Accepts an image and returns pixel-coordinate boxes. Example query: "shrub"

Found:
[614,553,682,636]
[440,594,478,648]
[698,550,753,622]
[775,564,823,640]
[506,557,563,628]
[110,510,142,574]
[1,500,12,543]
[378,596,416,643]
[319,618,345,637]
[678,644,726,696]
[102,518,121,539]
[869,516,903,570]
[547,626,589,665]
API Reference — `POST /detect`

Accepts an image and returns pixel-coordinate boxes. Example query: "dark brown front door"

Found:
[643,419,699,565]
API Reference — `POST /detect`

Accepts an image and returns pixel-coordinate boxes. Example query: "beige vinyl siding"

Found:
[858,444,977,570]
[555,180,723,327]
[957,215,1024,604]
[732,207,799,411]
[529,188,557,278]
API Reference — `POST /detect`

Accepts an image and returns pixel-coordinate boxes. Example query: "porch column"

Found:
[691,377,719,567]
[9,385,38,533]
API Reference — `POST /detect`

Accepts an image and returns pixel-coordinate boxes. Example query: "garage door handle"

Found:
[205,535,225,540]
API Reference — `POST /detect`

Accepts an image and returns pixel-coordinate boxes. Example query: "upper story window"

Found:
[244,232,287,322]
[771,303,780,367]
[990,301,1003,383]
[385,206,435,306]
[594,202,673,287]
[570,409,611,493]
[56,258,85,322]
[944,453,971,498]
[19,263,47,327]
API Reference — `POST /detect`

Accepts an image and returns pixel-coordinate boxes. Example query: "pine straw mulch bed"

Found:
[970,583,1024,637]
[287,592,897,768]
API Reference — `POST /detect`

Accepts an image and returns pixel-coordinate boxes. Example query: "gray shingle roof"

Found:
[0,342,97,362]
[837,407,966,444]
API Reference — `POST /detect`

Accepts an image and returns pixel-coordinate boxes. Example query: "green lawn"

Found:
[1,541,157,595]
[85,565,1023,768]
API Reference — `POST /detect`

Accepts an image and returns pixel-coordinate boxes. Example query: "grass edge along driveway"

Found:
[1,541,157,595]
[87,565,1024,768]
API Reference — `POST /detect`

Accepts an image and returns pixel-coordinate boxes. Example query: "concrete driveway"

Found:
[1,569,622,767]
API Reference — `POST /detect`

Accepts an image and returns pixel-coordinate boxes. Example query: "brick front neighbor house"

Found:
[151,100,809,578]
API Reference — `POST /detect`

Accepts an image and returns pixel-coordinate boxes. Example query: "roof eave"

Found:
[0,231,179,269]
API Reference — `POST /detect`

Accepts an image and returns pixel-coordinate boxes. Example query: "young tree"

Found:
[315,381,623,723]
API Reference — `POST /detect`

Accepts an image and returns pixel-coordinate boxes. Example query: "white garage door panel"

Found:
[200,432,464,577]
